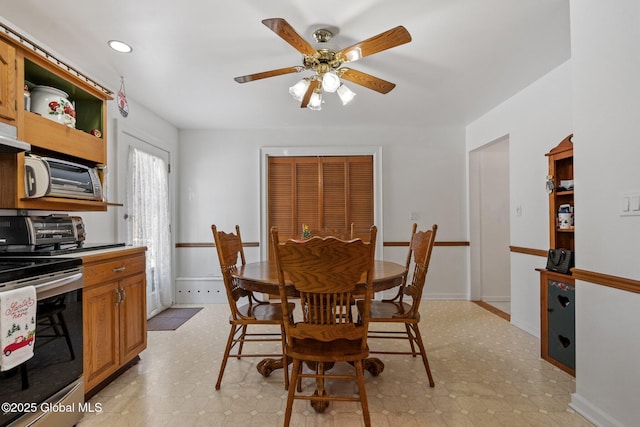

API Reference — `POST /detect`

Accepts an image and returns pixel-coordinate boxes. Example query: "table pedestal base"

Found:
[256,357,385,378]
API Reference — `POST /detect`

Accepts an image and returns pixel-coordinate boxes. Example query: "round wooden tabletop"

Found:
[233,259,407,295]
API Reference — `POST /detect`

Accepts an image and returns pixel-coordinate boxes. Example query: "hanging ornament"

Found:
[118,76,129,117]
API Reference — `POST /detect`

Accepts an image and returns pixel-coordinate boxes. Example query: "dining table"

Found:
[232,259,407,379]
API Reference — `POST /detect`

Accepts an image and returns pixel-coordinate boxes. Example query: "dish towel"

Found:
[0,286,37,371]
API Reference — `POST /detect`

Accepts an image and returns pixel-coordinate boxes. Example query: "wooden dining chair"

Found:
[357,224,438,387]
[309,223,355,240]
[271,226,377,427]
[212,224,295,390]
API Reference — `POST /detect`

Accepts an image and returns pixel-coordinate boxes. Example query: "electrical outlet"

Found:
[409,211,420,221]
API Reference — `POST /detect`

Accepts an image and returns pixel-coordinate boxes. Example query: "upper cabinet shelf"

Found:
[0,29,112,211]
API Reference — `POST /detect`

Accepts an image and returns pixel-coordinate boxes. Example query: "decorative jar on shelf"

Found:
[30,85,76,128]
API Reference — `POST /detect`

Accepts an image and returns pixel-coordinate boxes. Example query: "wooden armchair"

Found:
[212,224,294,390]
[309,223,355,240]
[271,226,377,427]
[357,223,438,387]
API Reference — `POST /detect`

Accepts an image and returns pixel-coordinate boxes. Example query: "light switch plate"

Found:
[621,192,640,216]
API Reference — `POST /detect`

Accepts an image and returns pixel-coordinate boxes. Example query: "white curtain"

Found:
[127,147,172,318]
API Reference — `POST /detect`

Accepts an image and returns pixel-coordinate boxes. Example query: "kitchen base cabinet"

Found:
[82,247,147,396]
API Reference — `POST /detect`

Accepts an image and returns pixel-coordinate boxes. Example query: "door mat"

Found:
[147,307,203,331]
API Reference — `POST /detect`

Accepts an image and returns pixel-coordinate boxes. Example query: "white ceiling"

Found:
[0,0,570,130]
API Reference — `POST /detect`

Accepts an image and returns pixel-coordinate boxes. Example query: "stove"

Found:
[0,257,82,284]
[0,242,126,257]
[0,256,85,427]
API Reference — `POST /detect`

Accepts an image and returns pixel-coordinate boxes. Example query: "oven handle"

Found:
[34,272,84,297]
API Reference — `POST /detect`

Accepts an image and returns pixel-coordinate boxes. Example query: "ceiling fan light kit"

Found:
[336,84,356,106]
[321,72,341,92]
[234,18,411,111]
[307,90,323,111]
[289,78,310,102]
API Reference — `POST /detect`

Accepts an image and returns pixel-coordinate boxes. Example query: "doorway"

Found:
[469,136,511,314]
[115,121,173,318]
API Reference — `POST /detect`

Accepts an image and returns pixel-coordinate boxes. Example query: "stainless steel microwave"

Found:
[24,154,103,201]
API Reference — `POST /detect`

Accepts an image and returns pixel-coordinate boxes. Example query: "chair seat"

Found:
[287,338,369,362]
[357,299,420,322]
[232,302,295,323]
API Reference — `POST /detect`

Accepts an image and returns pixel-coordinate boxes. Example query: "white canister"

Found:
[558,212,574,229]
[30,86,76,128]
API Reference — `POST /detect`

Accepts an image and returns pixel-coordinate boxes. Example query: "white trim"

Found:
[569,393,626,427]
[260,146,384,260]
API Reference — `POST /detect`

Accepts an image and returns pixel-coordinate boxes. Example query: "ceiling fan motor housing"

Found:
[303,49,342,75]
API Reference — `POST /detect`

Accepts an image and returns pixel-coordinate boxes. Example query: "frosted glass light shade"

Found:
[321,72,341,93]
[336,84,356,105]
[307,91,322,110]
[289,79,310,101]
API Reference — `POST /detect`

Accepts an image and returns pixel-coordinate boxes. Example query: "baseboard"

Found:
[472,300,510,321]
[175,277,227,303]
[569,393,626,427]
[509,316,539,339]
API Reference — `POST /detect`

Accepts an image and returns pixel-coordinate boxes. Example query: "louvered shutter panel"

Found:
[348,156,374,240]
[295,158,320,235]
[268,158,295,240]
[268,155,373,257]
[321,157,347,229]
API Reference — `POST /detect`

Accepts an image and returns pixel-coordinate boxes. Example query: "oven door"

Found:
[0,269,84,427]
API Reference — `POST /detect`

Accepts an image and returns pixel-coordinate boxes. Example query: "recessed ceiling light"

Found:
[108,40,133,53]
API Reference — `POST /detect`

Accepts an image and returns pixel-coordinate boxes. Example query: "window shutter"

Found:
[268,155,373,254]
[348,157,374,239]
[295,158,319,236]
[268,158,295,239]
[321,157,347,229]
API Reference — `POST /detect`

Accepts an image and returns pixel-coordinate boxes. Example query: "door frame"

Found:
[114,119,175,313]
[469,135,511,310]
[260,146,384,259]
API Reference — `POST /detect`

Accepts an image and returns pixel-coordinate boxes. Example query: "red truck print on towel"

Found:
[3,334,35,356]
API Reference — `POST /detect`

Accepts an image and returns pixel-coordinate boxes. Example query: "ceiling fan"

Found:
[234,18,412,110]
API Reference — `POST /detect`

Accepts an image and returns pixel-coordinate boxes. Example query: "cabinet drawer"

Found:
[83,254,146,287]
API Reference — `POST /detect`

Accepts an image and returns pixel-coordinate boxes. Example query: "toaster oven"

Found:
[24,155,103,201]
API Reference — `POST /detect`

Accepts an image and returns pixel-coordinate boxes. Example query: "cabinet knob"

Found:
[113,266,126,273]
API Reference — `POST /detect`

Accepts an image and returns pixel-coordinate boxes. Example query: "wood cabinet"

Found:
[539,134,575,376]
[0,38,17,122]
[82,247,147,395]
[538,269,575,375]
[0,30,111,211]
[546,134,574,251]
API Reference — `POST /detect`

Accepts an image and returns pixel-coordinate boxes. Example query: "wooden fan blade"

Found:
[262,18,318,56]
[301,79,321,108]
[336,26,412,63]
[338,68,396,94]
[234,66,304,83]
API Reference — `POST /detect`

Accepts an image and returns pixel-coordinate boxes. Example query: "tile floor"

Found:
[78,301,593,426]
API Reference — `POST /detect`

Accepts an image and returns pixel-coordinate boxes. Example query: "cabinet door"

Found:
[0,39,17,121]
[84,281,120,391]
[119,273,147,364]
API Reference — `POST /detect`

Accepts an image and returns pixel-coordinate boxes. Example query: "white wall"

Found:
[569,1,640,426]
[175,126,469,302]
[466,60,573,336]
